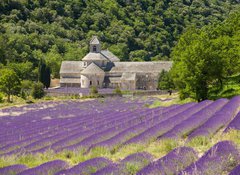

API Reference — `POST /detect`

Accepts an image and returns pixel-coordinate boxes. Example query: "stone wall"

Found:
[136,73,159,90]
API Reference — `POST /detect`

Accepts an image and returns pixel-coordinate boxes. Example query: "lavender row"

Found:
[57,107,166,152]
[224,111,240,132]
[188,96,240,139]
[124,101,210,145]
[0,99,148,155]
[180,141,240,175]
[137,147,198,175]
[229,164,240,175]
[55,157,112,175]
[93,152,154,175]
[1,108,149,156]
[88,105,180,152]
[161,98,228,139]
[0,164,27,175]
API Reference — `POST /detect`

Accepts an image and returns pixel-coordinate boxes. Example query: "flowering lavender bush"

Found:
[0,164,27,175]
[93,152,154,175]
[137,147,198,175]
[124,101,212,145]
[55,157,112,175]
[18,160,69,175]
[229,164,240,175]
[188,96,240,139]
[161,98,228,139]
[224,111,240,132]
[180,141,240,175]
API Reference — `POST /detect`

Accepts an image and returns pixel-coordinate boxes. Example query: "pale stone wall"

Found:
[81,74,105,88]
[121,80,136,90]
[135,73,159,90]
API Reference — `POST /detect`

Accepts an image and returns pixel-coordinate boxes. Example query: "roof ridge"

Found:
[81,62,105,75]
[90,36,100,44]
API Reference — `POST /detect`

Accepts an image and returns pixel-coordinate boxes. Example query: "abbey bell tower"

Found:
[90,36,101,53]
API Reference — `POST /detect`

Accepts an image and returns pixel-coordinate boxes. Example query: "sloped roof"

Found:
[81,62,105,75]
[60,61,83,74]
[101,50,120,62]
[110,61,173,73]
[82,53,108,61]
[121,72,136,81]
[90,36,100,45]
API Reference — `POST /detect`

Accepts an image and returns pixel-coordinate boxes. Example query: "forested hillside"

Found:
[0,0,239,78]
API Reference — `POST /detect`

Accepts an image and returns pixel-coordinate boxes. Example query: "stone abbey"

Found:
[60,36,172,90]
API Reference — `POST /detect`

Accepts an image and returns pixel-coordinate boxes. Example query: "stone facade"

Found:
[60,36,173,90]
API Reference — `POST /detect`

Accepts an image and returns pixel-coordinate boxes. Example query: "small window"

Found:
[97,80,100,85]
[90,81,92,86]
[93,46,97,52]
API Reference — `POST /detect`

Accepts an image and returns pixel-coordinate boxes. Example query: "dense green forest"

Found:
[0,0,239,78]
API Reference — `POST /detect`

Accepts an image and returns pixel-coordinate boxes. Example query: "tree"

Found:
[0,68,21,102]
[38,58,51,89]
[45,66,51,89]
[158,70,175,90]
[171,12,240,101]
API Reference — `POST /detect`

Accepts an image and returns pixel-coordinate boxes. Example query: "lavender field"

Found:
[0,96,240,175]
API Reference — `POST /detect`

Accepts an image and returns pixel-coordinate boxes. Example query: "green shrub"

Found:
[21,80,32,100]
[90,86,98,95]
[31,82,45,99]
[0,92,4,103]
[114,87,122,95]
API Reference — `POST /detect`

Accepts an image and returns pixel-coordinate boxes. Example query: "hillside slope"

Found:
[0,0,239,77]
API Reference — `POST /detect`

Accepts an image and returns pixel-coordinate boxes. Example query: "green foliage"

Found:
[31,82,45,99]
[171,10,240,101]
[0,92,4,103]
[20,80,32,100]
[158,70,175,90]
[7,62,34,80]
[90,86,98,96]
[38,59,51,89]
[0,68,21,102]
[125,162,140,175]
[0,0,239,79]
[114,86,122,95]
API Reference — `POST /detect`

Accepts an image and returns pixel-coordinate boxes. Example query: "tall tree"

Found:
[171,11,240,101]
[0,68,21,102]
[45,66,51,89]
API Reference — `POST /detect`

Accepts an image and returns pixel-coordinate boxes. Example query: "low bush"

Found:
[31,82,45,99]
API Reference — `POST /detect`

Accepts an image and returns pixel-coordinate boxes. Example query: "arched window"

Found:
[90,81,92,86]
[93,46,97,52]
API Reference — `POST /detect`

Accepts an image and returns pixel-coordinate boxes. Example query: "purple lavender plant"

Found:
[229,164,240,175]
[17,160,69,175]
[125,101,211,145]
[161,98,228,139]
[0,164,27,175]
[137,147,198,175]
[55,157,112,175]
[91,163,121,175]
[224,111,240,132]
[180,141,240,175]
[188,96,240,139]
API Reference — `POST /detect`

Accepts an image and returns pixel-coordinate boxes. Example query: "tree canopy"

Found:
[171,10,240,101]
[0,68,21,102]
